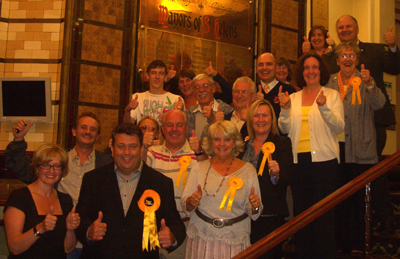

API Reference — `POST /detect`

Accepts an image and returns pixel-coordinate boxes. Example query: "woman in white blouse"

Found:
[181,120,262,259]
[278,52,344,259]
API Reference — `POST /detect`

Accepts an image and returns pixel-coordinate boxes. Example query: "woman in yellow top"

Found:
[278,53,344,259]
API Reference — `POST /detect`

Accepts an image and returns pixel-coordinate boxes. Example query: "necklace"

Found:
[203,158,234,197]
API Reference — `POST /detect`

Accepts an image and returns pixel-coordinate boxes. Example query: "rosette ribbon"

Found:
[349,77,362,105]
[175,156,191,189]
[258,142,276,176]
[219,177,243,212]
[138,190,161,251]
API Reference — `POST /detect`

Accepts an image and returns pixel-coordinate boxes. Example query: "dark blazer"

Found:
[239,133,293,216]
[256,81,296,121]
[76,162,186,259]
[224,111,249,140]
[323,41,399,126]
[4,139,113,184]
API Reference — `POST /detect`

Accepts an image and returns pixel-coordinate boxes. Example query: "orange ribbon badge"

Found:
[138,190,161,251]
[175,156,191,189]
[349,77,362,105]
[258,142,275,176]
[219,177,243,212]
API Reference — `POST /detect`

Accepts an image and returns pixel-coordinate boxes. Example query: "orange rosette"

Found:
[219,177,243,212]
[258,142,276,176]
[349,77,362,105]
[244,136,250,142]
[138,190,161,252]
[175,156,191,189]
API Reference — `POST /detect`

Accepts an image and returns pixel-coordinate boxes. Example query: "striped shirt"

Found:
[147,141,197,219]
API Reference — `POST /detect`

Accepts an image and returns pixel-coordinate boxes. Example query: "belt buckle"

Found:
[212,218,225,228]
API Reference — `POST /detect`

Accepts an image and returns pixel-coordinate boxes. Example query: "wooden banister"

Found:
[233,150,400,259]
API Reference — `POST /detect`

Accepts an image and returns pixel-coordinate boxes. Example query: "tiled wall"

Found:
[0,0,65,151]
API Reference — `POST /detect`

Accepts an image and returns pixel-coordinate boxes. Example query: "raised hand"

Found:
[316,90,327,106]
[202,101,214,121]
[249,187,260,210]
[158,219,175,248]
[240,103,250,122]
[384,25,396,48]
[66,207,80,230]
[190,184,202,208]
[278,85,291,109]
[189,130,201,153]
[88,211,107,241]
[41,206,57,233]
[360,64,371,84]
[125,95,139,112]
[158,107,166,125]
[326,33,336,48]
[165,65,177,82]
[174,97,184,110]
[256,85,264,100]
[143,129,155,149]
[13,119,34,141]
[213,105,224,123]
[302,36,311,53]
[205,61,217,77]
[268,153,280,178]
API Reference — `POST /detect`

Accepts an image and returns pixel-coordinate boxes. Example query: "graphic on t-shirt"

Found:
[142,99,174,119]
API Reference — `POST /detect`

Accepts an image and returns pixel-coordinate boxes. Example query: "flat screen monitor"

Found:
[0,77,52,122]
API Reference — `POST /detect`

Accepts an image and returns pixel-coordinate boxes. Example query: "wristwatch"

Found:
[366,82,375,90]
[195,149,205,156]
[33,226,42,237]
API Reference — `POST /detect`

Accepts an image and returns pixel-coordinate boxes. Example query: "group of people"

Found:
[2,14,399,259]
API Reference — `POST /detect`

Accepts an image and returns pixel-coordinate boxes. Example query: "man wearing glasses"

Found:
[184,73,234,140]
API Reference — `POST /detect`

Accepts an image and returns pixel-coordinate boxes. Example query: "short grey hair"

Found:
[192,73,215,86]
[232,76,257,93]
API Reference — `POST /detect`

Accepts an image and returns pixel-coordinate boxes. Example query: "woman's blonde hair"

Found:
[203,121,244,157]
[31,143,69,179]
[246,99,278,139]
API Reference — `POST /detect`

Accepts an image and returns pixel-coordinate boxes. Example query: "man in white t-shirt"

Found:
[123,60,184,124]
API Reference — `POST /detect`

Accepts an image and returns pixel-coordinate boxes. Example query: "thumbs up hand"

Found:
[165,65,176,82]
[213,105,224,123]
[39,206,57,233]
[158,219,175,248]
[125,95,139,113]
[13,119,34,141]
[88,211,107,241]
[385,25,396,48]
[174,97,184,110]
[302,35,311,53]
[249,187,260,210]
[360,64,371,84]
[316,90,327,106]
[278,85,291,109]
[189,184,202,208]
[202,101,214,121]
[189,130,202,154]
[256,85,264,100]
[326,33,336,48]
[268,153,280,178]
[205,61,217,77]
[66,207,80,230]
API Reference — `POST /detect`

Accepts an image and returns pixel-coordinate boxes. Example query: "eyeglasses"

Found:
[194,84,212,90]
[39,164,62,171]
[233,90,250,95]
[341,53,356,60]
[140,125,155,132]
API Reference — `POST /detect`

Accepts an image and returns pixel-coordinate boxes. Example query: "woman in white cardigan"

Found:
[278,52,344,259]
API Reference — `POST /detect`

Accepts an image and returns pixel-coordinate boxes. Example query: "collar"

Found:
[114,160,143,181]
[260,78,278,92]
[70,147,95,163]
[193,98,218,113]
[161,140,192,155]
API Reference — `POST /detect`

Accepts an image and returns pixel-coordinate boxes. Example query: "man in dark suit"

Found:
[323,15,399,240]
[76,123,186,259]
[255,53,296,121]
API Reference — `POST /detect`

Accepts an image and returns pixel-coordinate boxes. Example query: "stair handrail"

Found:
[233,150,400,259]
